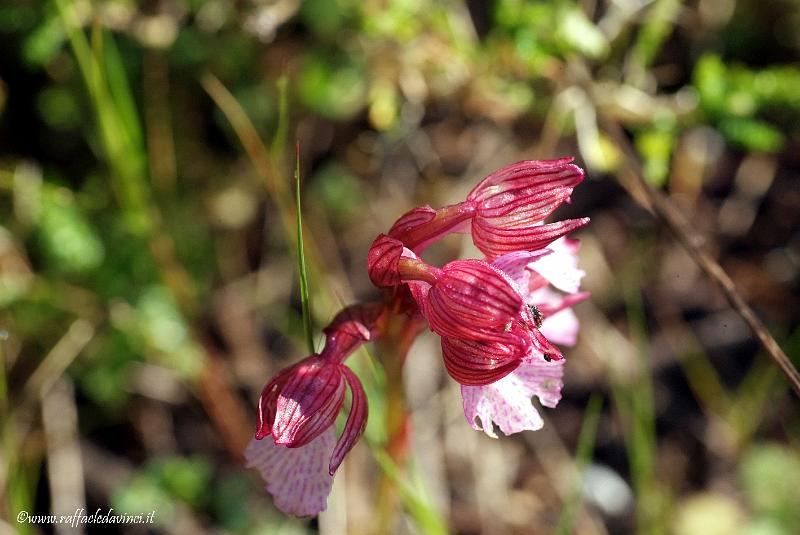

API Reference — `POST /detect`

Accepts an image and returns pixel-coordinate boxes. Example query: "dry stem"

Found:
[600,118,800,398]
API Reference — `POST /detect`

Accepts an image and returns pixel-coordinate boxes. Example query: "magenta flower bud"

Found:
[252,354,369,471]
[388,202,475,253]
[423,259,524,342]
[467,158,589,259]
[367,234,406,288]
[272,363,345,447]
[252,302,378,468]
[255,355,345,446]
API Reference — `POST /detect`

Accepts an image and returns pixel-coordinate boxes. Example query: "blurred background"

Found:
[1,0,800,534]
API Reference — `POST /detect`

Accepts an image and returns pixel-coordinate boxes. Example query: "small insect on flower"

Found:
[528,304,544,329]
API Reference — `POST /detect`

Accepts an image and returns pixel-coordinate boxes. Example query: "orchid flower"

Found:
[460,238,588,437]
[244,304,380,516]
[247,159,590,516]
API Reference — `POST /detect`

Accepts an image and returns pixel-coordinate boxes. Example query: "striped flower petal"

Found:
[468,159,586,260]
[367,234,405,288]
[441,335,525,386]
[272,357,346,447]
[329,367,368,474]
[471,217,590,260]
[320,303,384,363]
[425,260,523,341]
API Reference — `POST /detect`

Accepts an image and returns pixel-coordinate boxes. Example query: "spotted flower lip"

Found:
[461,356,565,438]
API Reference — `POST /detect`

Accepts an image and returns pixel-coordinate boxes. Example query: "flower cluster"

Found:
[246,158,589,515]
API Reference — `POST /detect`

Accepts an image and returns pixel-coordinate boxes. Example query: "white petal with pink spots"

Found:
[244,427,336,517]
[461,358,565,437]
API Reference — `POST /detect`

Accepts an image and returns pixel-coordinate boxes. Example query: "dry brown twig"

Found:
[599,118,800,398]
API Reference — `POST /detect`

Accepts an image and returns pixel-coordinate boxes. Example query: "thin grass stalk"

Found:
[294,144,314,354]
[555,394,603,535]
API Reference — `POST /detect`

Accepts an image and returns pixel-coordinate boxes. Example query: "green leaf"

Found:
[37,185,105,273]
[295,146,314,354]
[718,118,784,152]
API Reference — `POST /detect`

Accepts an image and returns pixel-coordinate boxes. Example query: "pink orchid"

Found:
[459,237,588,436]
[380,160,588,260]
[467,158,589,260]
[245,304,379,516]
[248,158,590,516]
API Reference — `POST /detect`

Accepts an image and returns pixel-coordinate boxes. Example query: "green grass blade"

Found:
[100,28,145,154]
[373,449,450,535]
[614,248,667,535]
[555,394,603,535]
[295,144,314,354]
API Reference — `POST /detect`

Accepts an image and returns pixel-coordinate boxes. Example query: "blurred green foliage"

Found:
[740,444,800,532]
[694,54,800,152]
[1,0,799,533]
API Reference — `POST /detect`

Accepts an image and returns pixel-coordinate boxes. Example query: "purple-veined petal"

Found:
[255,361,303,440]
[388,205,437,238]
[467,159,585,261]
[320,303,384,363]
[460,357,565,437]
[272,358,346,446]
[441,335,523,386]
[472,184,576,223]
[367,234,405,288]
[426,260,524,340]
[388,202,476,253]
[471,218,590,260]
[324,302,383,340]
[467,158,583,201]
[245,427,336,517]
[329,366,368,475]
